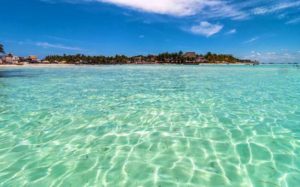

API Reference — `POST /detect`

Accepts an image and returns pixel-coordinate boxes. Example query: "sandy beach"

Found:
[0,64,78,68]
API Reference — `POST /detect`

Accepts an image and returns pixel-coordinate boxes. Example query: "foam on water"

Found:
[0,65,300,186]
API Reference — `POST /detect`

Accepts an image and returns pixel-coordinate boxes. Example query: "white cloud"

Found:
[286,17,300,24]
[36,42,82,51]
[253,1,300,15]
[42,0,300,21]
[40,0,300,38]
[97,0,206,16]
[190,21,223,37]
[225,29,237,35]
[252,8,268,15]
[91,0,247,19]
[245,50,300,63]
[244,37,259,44]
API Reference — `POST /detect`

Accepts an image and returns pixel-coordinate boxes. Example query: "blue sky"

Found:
[1,0,300,63]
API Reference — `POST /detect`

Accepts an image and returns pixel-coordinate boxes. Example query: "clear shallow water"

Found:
[0,65,300,187]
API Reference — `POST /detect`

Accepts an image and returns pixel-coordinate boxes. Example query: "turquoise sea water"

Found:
[0,65,300,187]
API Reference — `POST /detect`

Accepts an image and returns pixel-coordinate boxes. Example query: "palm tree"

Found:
[0,43,4,54]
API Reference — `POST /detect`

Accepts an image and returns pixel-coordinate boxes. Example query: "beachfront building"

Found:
[183,52,197,59]
[182,52,198,64]
[0,54,41,65]
[12,55,20,64]
[147,55,158,63]
[42,60,50,64]
[1,54,20,64]
[3,54,13,64]
[27,55,38,63]
[196,56,208,63]
[132,56,143,64]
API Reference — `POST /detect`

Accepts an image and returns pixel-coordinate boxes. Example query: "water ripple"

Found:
[0,65,300,186]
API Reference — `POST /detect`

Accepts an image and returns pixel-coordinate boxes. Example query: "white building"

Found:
[2,54,19,64]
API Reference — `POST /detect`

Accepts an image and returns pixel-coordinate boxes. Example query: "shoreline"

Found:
[0,64,78,68]
[0,63,257,68]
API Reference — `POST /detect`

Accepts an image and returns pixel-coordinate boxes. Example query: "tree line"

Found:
[0,43,257,64]
[44,52,256,64]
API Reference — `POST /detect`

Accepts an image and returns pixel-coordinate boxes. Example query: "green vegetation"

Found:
[44,52,258,65]
[0,43,4,54]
